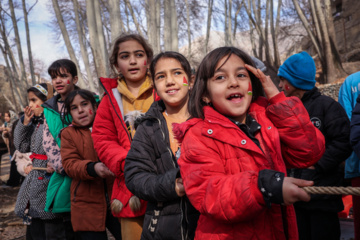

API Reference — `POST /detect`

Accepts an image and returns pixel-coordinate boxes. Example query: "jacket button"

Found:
[267,126,271,129]
[207,129,213,134]
[241,139,246,144]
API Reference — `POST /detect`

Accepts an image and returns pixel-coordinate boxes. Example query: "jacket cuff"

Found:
[87,162,99,178]
[268,92,286,105]
[258,169,285,208]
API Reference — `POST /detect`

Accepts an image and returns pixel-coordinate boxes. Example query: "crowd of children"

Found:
[4,32,359,240]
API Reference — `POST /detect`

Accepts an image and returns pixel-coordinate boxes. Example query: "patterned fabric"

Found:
[14,120,57,220]
[43,119,63,174]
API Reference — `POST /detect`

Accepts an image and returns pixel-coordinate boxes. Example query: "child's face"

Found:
[51,68,78,97]
[70,95,96,127]
[278,77,296,97]
[115,40,148,84]
[4,113,10,122]
[204,54,252,124]
[28,91,44,116]
[154,58,190,110]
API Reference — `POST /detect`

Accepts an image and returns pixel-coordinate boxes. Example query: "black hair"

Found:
[149,51,192,88]
[62,89,97,126]
[48,59,78,79]
[189,47,264,119]
[27,83,50,102]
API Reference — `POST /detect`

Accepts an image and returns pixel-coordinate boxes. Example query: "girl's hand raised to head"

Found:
[245,64,280,99]
[282,177,313,205]
[23,106,34,126]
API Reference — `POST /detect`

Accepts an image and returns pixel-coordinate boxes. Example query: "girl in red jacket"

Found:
[92,33,155,240]
[61,89,121,240]
[175,47,326,240]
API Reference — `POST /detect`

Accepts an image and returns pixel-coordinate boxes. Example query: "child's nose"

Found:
[129,55,136,64]
[228,76,239,87]
[165,75,175,85]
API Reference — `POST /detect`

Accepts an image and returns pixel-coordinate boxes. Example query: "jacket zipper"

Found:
[73,180,81,202]
[155,117,176,168]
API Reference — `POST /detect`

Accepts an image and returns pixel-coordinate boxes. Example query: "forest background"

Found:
[0,0,359,113]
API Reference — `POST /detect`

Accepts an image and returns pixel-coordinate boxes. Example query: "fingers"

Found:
[282,177,313,205]
[290,177,314,187]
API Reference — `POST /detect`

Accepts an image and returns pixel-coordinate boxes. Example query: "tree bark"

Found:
[72,0,96,92]
[270,0,281,67]
[155,0,161,52]
[170,0,179,51]
[164,0,171,51]
[146,0,159,54]
[94,0,110,77]
[52,0,86,88]
[108,0,123,41]
[247,0,257,57]
[22,0,37,85]
[8,0,29,89]
[314,0,336,83]
[228,0,233,46]
[205,0,214,54]
[232,2,243,43]
[185,0,191,57]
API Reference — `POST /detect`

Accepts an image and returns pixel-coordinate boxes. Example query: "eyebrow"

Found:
[214,66,246,73]
[155,68,183,76]
[118,50,145,55]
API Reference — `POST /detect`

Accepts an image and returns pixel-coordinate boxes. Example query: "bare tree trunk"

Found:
[228,0,233,46]
[170,0,178,51]
[22,0,36,85]
[72,0,96,92]
[270,0,281,67]
[264,0,273,66]
[94,0,110,77]
[224,0,229,45]
[314,0,336,83]
[164,0,171,51]
[232,2,242,43]
[8,0,29,89]
[109,0,123,41]
[247,0,257,57]
[309,0,322,47]
[155,0,161,52]
[52,0,85,88]
[205,0,214,54]
[146,0,158,54]
[185,0,191,57]
[86,0,107,79]
[292,0,322,60]
[124,0,144,37]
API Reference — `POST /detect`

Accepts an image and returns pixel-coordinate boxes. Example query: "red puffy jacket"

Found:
[176,93,325,240]
[92,77,159,218]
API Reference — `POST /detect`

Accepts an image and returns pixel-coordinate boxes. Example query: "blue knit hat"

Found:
[278,51,316,90]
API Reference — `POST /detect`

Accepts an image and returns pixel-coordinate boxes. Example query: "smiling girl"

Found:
[60,89,121,240]
[174,47,326,240]
[124,52,199,240]
[92,33,156,240]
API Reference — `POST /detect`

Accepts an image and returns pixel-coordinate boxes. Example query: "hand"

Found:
[307,166,315,170]
[24,165,33,175]
[282,177,313,205]
[46,163,54,173]
[245,64,279,99]
[23,106,34,126]
[94,162,114,178]
[175,178,185,197]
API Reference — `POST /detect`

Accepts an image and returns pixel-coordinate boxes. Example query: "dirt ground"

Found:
[0,154,26,240]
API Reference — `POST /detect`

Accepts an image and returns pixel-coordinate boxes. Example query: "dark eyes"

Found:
[119,53,144,59]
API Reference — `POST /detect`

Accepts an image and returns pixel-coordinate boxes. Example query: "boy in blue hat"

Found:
[278,51,352,240]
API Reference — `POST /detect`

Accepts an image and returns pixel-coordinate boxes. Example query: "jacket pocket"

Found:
[72,180,82,202]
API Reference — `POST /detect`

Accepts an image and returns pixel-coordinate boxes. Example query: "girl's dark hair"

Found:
[27,83,49,102]
[48,59,78,79]
[109,33,154,76]
[62,89,97,125]
[149,51,192,88]
[189,47,264,119]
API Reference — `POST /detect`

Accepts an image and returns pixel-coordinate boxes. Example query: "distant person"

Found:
[338,71,360,240]
[0,111,17,156]
[278,51,352,240]
[5,111,25,187]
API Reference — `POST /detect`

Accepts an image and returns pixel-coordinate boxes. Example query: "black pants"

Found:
[26,218,69,240]
[6,159,23,186]
[295,207,341,240]
[78,211,121,240]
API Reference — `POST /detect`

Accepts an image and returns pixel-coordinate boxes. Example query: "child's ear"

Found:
[73,76,78,85]
[202,96,211,104]
[189,75,195,90]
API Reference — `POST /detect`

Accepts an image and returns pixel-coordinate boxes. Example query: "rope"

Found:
[31,167,47,171]
[303,186,360,196]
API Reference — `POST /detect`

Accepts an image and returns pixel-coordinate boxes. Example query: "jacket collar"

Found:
[301,87,320,103]
[42,94,62,113]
